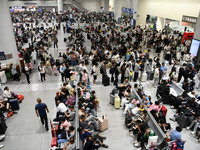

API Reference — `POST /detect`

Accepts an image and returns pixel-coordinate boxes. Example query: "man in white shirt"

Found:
[56,100,68,120]
[38,62,46,83]
[153,65,160,87]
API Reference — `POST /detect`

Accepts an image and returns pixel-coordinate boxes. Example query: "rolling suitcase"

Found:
[9,99,19,110]
[161,105,167,116]
[141,73,147,82]
[103,75,110,86]
[51,123,59,137]
[0,117,7,134]
[51,136,58,147]
[114,96,120,109]
[150,72,154,80]
[110,93,114,105]
[0,71,7,84]
[98,115,108,131]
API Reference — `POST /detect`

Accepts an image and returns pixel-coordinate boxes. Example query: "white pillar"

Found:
[109,0,114,11]
[57,0,63,14]
[156,17,165,31]
[104,0,110,12]
[136,0,148,28]
[133,0,138,20]
[194,11,200,40]
[0,0,19,64]
[113,0,126,21]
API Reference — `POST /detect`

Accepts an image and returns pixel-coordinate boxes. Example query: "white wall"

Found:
[147,0,200,21]
[75,0,101,12]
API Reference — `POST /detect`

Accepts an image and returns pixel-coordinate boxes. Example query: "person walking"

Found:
[35,98,49,131]
[53,36,58,49]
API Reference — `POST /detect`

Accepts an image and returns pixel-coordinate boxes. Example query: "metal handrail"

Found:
[75,86,80,150]
[132,88,167,146]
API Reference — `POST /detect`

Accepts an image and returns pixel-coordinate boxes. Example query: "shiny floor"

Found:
[1,22,199,150]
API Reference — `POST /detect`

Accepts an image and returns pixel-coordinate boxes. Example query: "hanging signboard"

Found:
[182,15,197,24]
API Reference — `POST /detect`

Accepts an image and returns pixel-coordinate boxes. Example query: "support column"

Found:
[104,0,110,12]
[194,11,200,40]
[0,0,19,64]
[113,0,126,21]
[57,0,63,14]
[136,0,148,28]
[156,17,165,31]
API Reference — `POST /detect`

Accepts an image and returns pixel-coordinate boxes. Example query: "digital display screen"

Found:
[190,39,200,57]
[122,8,134,14]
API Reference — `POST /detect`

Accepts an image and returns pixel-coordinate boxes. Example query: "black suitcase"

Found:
[103,75,110,86]
[125,114,132,127]
[165,53,171,61]
[0,117,7,134]
[177,115,188,128]
[64,38,67,42]
[110,93,114,105]
[150,72,154,80]
[9,99,19,110]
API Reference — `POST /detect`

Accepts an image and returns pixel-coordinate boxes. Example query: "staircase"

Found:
[63,0,88,12]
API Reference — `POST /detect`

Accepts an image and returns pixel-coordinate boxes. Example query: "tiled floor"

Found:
[0,22,199,150]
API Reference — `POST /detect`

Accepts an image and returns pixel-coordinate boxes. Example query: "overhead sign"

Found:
[182,15,197,24]
[122,7,134,14]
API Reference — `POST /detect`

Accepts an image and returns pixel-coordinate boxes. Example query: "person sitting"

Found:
[3,87,16,100]
[136,128,155,149]
[57,86,70,102]
[60,117,71,131]
[123,98,140,114]
[187,115,200,135]
[132,120,149,147]
[121,89,134,109]
[79,115,98,131]
[65,92,76,106]
[55,100,68,120]
[63,137,75,150]
[148,101,162,112]
[141,95,151,108]
[57,126,75,145]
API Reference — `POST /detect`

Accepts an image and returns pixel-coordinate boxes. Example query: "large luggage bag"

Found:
[51,137,58,147]
[103,75,110,86]
[0,71,7,84]
[141,73,147,82]
[9,99,19,110]
[0,117,7,134]
[177,115,188,128]
[51,123,59,137]
[98,115,108,132]
[150,72,154,80]
[161,105,167,116]
[114,96,120,109]
[110,93,114,105]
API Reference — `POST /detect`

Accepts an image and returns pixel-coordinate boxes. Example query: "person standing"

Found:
[53,36,58,49]
[100,61,107,84]
[35,98,49,131]
[134,60,140,82]
[24,63,31,84]
[38,62,46,83]
[10,64,20,81]
[63,24,66,33]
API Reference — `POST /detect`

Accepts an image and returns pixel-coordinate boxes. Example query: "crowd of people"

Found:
[2,8,200,150]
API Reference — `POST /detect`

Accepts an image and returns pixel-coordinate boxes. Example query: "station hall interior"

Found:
[0,0,200,150]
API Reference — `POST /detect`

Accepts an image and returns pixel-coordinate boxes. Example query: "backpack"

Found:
[100,66,104,74]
